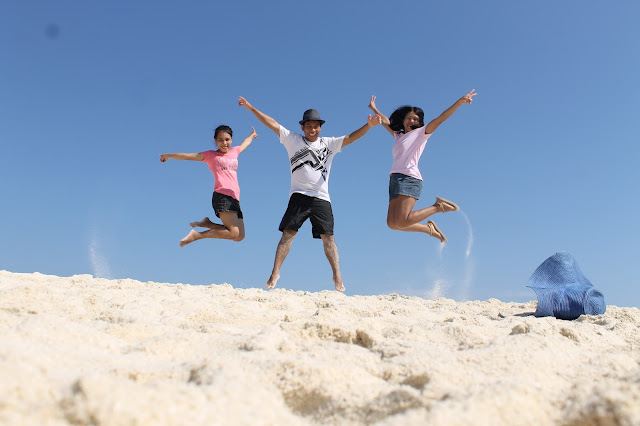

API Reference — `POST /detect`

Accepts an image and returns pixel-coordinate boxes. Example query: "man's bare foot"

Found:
[189,217,214,228]
[265,274,279,289]
[334,278,345,293]
[179,229,201,247]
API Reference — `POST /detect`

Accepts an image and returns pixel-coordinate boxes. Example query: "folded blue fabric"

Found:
[526,252,606,320]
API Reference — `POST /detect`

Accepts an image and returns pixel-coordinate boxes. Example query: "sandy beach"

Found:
[1,270,639,425]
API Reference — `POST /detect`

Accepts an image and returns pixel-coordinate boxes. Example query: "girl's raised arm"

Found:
[237,127,258,153]
[424,89,477,134]
[368,96,394,136]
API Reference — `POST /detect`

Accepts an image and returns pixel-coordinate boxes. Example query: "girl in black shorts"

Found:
[161,125,257,247]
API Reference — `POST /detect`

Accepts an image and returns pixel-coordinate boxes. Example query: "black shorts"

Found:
[212,192,243,219]
[279,192,334,239]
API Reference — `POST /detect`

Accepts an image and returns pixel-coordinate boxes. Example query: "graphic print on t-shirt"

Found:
[217,156,238,172]
[290,140,331,182]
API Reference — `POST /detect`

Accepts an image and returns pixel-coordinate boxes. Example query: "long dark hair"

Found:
[214,125,233,139]
[389,106,424,133]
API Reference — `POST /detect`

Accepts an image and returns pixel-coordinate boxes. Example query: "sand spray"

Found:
[426,209,475,300]
[461,210,474,259]
[89,228,112,279]
[425,278,450,299]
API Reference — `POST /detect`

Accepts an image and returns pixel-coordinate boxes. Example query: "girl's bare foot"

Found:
[179,229,201,247]
[189,217,215,228]
[265,274,279,289]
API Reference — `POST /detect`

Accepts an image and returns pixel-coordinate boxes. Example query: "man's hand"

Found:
[368,114,382,128]
[238,96,253,111]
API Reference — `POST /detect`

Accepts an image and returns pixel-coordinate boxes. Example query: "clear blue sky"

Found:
[2,1,639,307]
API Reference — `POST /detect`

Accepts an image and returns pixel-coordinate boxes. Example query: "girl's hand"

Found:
[250,127,258,139]
[459,89,477,104]
[368,95,378,112]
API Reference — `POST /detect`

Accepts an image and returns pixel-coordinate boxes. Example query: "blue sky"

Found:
[2,1,639,307]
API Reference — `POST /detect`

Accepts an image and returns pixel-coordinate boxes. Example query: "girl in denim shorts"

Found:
[368,90,477,242]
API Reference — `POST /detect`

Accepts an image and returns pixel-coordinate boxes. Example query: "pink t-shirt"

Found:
[390,125,431,181]
[201,146,241,201]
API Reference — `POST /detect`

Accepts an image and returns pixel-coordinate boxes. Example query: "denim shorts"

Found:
[212,192,243,219]
[389,173,423,201]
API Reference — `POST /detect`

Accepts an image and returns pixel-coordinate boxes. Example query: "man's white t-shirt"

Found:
[279,125,344,202]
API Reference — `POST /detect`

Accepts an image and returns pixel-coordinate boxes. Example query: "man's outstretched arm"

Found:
[238,96,281,137]
[342,114,382,148]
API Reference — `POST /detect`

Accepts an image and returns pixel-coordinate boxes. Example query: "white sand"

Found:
[1,270,639,426]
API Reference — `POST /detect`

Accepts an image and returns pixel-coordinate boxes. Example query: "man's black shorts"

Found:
[212,192,243,219]
[279,193,334,239]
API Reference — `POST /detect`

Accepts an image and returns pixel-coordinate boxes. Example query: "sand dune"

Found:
[1,270,639,425]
